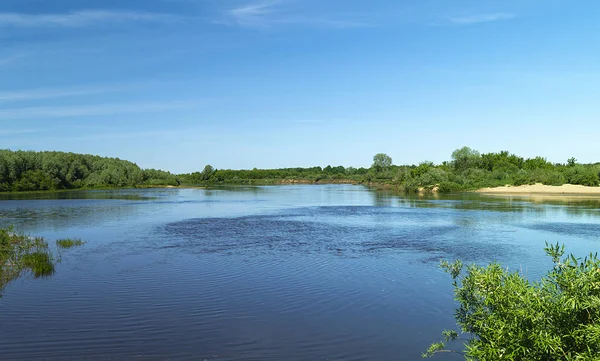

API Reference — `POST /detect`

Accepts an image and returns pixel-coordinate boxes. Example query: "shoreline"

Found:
[475,183,600,196]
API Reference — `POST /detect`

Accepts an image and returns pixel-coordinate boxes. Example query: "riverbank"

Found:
[476,183,600,195]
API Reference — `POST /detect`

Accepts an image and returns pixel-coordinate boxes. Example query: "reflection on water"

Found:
[0,185,599,360]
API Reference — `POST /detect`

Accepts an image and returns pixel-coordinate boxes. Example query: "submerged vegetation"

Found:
[0,227,84,297]
[425,243,600,360]
[2,147,600,193]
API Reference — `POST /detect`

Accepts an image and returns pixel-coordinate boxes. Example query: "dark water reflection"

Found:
[1,185,600,360]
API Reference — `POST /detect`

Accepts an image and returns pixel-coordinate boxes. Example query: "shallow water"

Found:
[1,185,599,360]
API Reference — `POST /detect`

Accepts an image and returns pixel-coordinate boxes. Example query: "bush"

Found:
[564,166,600,186]
[418,168,448,187]
[424,243,600,360]
[437,181,462,193]
[512,169,532,186]
[539,170,566,186]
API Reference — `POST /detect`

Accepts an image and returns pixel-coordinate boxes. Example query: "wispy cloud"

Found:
[0,100,204,120]
[450,13,515,25]
[0,10,177,28]
[228,1,280,27]
[0,128,44,136]
[223,0,369,29]
[0,83,145,103]
[0,53,26,67]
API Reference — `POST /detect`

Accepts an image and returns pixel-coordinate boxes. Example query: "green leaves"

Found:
[426,244,600,360]
[0,150,180,192]
[372,153,393,173]
[0,227,55,296]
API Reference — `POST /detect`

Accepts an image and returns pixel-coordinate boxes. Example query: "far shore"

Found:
[476,183,600,196]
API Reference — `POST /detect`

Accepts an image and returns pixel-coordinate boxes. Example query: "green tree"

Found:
[200,164,215,181]
[424,243,600,360]
[451,147,481,172]
[372,153,393,173]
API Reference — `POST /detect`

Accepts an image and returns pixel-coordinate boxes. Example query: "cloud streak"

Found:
[0,83,147,103]
[450,13,515,25]
[0,53,26,67]
[228,1,280,27]
[224,1,369,29]
[0,10,176,28]
[0,128,44,136]
[0,100,204,120]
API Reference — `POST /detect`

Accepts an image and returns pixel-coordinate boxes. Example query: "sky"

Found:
[1,0,600,173]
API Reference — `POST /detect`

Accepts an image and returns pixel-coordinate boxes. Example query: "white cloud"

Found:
[227,0,284,27]
[0,100,204,120]
[0,10,176,28]
[450,13,515,25]
[224,1,370,29]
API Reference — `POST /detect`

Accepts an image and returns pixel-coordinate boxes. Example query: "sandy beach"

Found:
[476,183,600,195]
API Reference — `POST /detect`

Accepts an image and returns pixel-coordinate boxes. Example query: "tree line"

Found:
[181,147,600,192]
[0,150,179,192]
[2,147,600,192]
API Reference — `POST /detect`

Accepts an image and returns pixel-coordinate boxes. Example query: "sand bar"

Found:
[476,183,600,195]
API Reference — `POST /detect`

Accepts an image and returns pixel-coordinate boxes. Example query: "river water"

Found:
[1,185,599,360]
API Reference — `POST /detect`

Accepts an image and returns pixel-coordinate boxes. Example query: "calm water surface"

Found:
[1,185,600,360]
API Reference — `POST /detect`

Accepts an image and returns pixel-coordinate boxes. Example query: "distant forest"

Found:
[0,150,179,192]
[2,147,600,193]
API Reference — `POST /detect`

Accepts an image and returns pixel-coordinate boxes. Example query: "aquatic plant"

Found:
[0,227,55,296]
[56,238,86,249]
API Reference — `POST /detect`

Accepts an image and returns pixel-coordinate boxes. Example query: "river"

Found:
[1,185,599,360]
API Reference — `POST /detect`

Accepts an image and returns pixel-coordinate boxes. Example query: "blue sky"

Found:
[1,0,600,173]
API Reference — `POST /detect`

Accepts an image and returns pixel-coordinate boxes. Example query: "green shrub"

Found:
[424,243,600,360]
[437,181,462,193]
[539,170,566,186]
[402,180,421,193]
[418,168,448,187]
[564,166,599,186]
[512,169,532,186]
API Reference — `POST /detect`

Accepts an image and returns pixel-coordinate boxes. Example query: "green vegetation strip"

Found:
[2,147,600,193]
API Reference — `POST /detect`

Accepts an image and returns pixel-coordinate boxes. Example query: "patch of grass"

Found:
[1,227,56,295]
[21,252,55,277]
[56,238,86,249]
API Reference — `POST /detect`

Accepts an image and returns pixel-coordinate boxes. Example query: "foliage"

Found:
[5,147,600,194]
[424,243,600,360]
[0,227,55,296]
[180,165,368,185]
[0,150,180,192]
[452,147,481,172]
[372,153,393,173]
[180,147,600,193]
[56,238,86,249]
